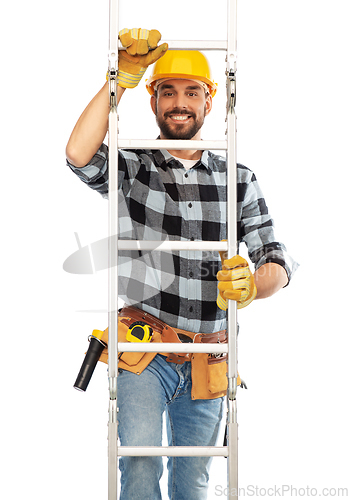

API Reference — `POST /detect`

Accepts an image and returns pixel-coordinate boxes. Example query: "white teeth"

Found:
[171,115,190,121]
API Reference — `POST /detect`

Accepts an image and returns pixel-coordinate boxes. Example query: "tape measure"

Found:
[126,321,153,343]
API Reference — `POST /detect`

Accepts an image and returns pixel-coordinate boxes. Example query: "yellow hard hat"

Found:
[146,50,217,97]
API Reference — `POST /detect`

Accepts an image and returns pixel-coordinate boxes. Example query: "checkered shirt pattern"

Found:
[67,143,297,333]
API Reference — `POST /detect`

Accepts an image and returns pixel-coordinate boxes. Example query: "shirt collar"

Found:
[154,147,212,174]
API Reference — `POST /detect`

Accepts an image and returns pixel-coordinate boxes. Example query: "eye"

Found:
[187,91,199,97]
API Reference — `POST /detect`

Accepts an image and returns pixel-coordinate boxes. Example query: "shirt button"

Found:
[189,271,194,278]
[189,306,193,312]
[188,203,192,208]
[185,173,188,178]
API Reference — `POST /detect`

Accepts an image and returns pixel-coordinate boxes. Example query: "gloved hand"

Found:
[216,255,257,310]
[117,28,168,88]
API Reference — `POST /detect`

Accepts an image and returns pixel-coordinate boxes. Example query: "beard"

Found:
[155,106,206,140]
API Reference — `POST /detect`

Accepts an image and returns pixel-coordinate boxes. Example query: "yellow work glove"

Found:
[117,28,168,89]
[216,255,257,310]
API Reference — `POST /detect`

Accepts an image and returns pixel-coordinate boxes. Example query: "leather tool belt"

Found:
[97,305,235,399]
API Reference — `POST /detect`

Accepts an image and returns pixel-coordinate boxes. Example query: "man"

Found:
[66,29,297,500]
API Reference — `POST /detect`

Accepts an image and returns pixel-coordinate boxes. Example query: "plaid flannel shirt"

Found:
[67,143,297,333]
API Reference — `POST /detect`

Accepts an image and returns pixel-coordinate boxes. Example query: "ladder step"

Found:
[166,40,227,51]
[118,139,227,151]
[118,446,228,457]
[118,342,228,354]
[119,40,228,51]
[117,240,228,252]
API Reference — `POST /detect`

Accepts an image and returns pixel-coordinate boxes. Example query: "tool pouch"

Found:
[190,354,227,400]
[98,319,162,375]
[190,331,227,400]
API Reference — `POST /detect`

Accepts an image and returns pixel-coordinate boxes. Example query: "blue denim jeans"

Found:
[117,354,224,500]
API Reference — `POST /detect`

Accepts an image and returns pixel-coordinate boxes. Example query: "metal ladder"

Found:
[107,1,239,498]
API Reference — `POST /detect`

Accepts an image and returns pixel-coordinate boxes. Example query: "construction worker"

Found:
[66,29,297,500]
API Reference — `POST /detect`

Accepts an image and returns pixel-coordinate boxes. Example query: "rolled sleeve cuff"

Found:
[251,242,299,286]
[66,144,109,198]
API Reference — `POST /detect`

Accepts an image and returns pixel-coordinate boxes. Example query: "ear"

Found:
[204,94,213,116]
[150,95,157,115]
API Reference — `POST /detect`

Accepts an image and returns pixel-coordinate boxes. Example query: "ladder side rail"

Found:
[108,0,119,499]
[227,0,238,390]
[226,1,239,498]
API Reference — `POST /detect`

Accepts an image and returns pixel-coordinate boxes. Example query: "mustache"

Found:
[164,108,195,119]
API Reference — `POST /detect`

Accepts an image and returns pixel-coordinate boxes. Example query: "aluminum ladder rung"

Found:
[117,240,228,252]
[118,139,227,151]
[119,40,227,51]
[118,446,228,457]
[166,40,228,51]
[118,342,228,354]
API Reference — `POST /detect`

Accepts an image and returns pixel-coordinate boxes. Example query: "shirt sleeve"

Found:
[238,166,298,285]
[67,143,141,198]
[66,143,109,198]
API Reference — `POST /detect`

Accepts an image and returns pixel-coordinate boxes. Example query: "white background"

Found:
[2,0,349,498]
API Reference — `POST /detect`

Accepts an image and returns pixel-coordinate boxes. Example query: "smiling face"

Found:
[150,79,212,140]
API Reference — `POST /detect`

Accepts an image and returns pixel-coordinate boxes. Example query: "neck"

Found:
[168,149,202,160]
[160,130,202,160]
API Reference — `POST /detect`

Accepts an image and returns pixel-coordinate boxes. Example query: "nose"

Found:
[173,92,188,109]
